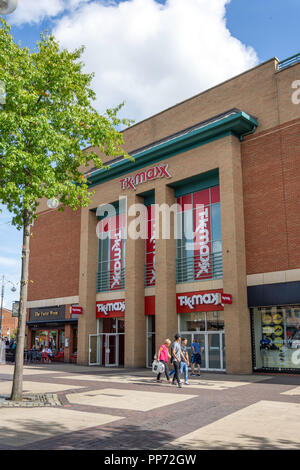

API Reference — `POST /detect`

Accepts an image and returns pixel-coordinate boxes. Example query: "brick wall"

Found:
[242,118,300,274]
[28,207,81,301]
[0,308,18,337]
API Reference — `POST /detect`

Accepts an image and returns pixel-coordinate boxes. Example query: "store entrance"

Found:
[89,318,124,367]
[179,311,225,372]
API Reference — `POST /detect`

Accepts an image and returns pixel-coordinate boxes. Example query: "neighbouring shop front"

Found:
[251,305,300,372]
[27,305,78,360]
[249,282,300,373]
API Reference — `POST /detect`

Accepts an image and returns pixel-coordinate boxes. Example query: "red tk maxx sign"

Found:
[120,164,171,190]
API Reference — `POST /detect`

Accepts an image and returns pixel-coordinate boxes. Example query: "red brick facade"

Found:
[28,207,81,301]
[1,308,18,338]
[242,119,300,274]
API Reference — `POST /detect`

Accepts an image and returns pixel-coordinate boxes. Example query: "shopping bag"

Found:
[152,359,165,374]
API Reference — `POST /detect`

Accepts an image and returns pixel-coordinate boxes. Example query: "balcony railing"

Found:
[278,53,300,71]
[176,252,223,284]
[96,266,125,293]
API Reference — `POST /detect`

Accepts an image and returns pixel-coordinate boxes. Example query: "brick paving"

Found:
[0,363,299,450]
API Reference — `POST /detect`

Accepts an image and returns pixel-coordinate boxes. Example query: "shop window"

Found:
[176,186,222,283]
[145,205,156,287]
[146,316,155,367]
[251,306,300,371]
[97,212,126,292]
[179,312,206,332]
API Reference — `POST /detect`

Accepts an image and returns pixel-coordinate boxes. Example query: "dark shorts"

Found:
[191,353,201,365]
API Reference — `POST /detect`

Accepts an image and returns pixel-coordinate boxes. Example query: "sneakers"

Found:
[190,373,196,377]
[185,382,190,385]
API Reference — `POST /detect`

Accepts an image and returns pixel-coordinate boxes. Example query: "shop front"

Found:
[177,290,230,372]
[89,299,125,366]
[27,305,78,361]
[251,305,300,372]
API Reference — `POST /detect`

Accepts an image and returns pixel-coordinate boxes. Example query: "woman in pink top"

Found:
[157,339,171,383]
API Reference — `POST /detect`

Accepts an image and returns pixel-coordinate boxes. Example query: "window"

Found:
[97,212,125,292]
[176,186,222,283]
[251,306,300,371]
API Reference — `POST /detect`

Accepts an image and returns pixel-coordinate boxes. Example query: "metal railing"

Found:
[96,266,125,292]
[278,53,300,71]
[176,252,223,283]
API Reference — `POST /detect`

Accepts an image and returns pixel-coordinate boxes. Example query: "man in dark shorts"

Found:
[190,338,201,376]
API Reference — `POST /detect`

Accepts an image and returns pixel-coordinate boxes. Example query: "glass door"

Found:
[105,334,117,367]
[89,334,101,365]
[192,333,207,369]
[207,332,221,369]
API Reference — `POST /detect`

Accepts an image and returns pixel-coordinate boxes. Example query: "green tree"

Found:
[0,19,132,401]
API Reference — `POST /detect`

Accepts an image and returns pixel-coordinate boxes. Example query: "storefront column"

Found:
[124,193,146,367]
[78,207,98,365]
[64,323,72,363]
[155,185,178,351]
[220,135,252,374]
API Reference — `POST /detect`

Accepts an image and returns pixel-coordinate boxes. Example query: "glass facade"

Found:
[97,213,126,292]
[176,186,222,283]
[251,305,300,371]
[146,316,156,367]
[179,311,225,371]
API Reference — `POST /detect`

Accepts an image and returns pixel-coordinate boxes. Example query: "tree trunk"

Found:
[10,210,31,401]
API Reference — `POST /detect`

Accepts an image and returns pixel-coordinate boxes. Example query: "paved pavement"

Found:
[0,363,299,450]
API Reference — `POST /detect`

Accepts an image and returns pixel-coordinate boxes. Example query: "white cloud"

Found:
[9,0,89,25]
[10,0,258,124]
[51,0,258,123]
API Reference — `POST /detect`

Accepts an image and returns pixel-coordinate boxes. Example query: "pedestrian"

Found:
[0,336,6,364]
[156,339,171,383]
[171,334,182,388]
[190,338,202,377]
[169,337,190,385]
[180,338,190,385]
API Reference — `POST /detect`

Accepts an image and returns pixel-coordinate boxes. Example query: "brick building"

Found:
[26,54,300,373]
[1,307,18,339]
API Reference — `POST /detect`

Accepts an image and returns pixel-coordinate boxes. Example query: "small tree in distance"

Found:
[0,19,133,401]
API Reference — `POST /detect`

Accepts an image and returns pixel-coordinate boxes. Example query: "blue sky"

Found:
[1,0,299,309]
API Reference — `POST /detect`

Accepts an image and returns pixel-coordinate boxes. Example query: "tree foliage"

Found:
[0,18,132,228]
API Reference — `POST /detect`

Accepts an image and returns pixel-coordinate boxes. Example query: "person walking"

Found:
[169,337,190,385]
[171,334,182,388]
[190,337,202,377]
[180,338,190,385]
[156,339,171,383]
[0,336,6,364]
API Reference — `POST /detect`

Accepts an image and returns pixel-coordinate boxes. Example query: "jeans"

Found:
[169,362,188,383]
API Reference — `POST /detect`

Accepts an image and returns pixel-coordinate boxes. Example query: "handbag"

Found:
[152,359,165,374]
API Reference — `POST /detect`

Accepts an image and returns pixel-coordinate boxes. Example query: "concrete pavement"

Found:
[0,363,299,450]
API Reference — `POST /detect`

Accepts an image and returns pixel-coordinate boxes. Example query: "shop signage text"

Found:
[120,164,171,190]
[178,292,220,309]
[221,293,232,304]
[29,305,66,323]
[71,306,83,315]
[96,300,125,318]
[110,229,123,289]
[177,290,225,313]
